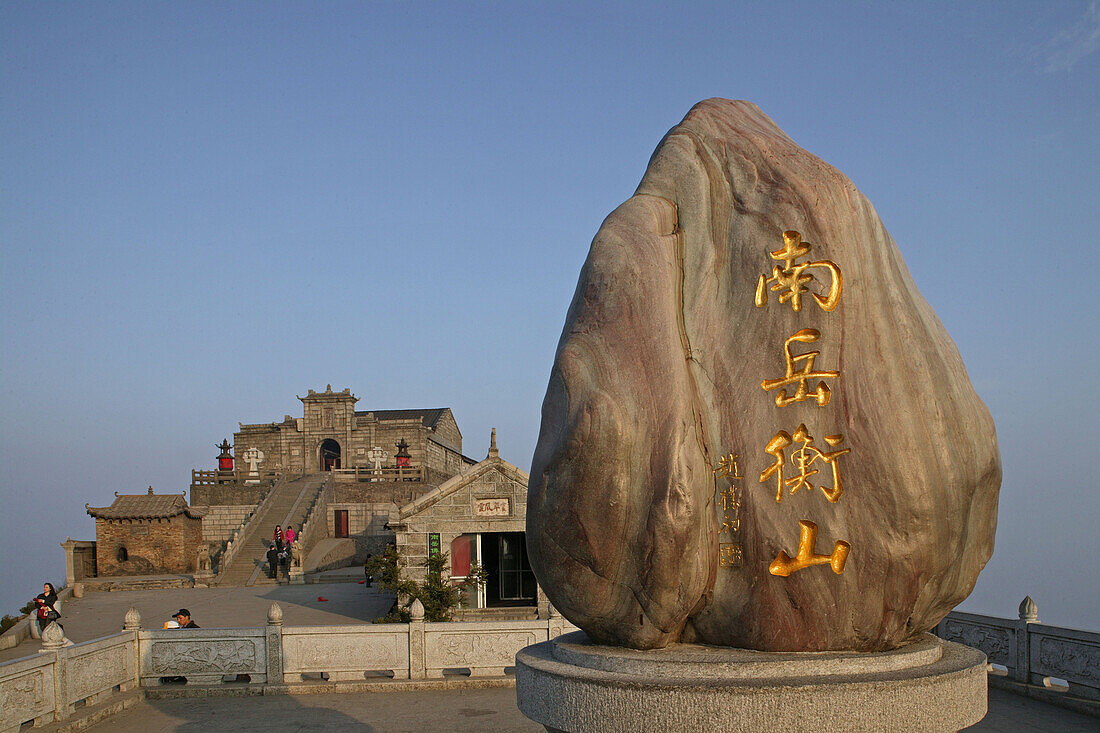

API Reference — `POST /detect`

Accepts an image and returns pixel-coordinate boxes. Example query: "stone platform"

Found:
[516,631,987,733]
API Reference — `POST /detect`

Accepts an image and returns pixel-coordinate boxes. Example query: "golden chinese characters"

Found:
[761,328,839,407]
[759,424,850,503]
[713,453,743,567]
[755,230,842,312]
[718,543,743,568]
[753,229,852,579]
[768,520,851,577]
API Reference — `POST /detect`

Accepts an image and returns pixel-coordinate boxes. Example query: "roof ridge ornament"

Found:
[489,427,499,459]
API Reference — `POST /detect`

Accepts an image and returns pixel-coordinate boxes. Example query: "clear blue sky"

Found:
[2,2,1097,628]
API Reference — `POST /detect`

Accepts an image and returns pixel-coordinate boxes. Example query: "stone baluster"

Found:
[40,622,65,651]
[38,623,68,721]
[408,598,426,679]
[1016,595,1039,685]
[123,607,141,689]
[124,607,141,630]
[266,603,284,686]
[548,603,565,640]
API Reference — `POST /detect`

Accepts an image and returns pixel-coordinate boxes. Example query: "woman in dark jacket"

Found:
[33,582,61,634]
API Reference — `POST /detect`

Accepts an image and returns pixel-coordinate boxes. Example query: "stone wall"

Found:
[328,502,395,561]
[431,411,462,452]
[190,483,268,507]
[333,481,426,506]
[426,438,472,481]
[233,424,285,473]
[197,505,254,545]
[94,515,203,576]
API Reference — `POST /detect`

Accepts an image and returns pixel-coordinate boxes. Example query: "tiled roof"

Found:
[87,492,204,520]
[355,408,448,428]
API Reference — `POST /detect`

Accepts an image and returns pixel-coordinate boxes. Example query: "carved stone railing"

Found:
[281,624,409,681]
[330,466,424,483]
[137,626,270,687]
[423,620,548,678]
[0,603,577,729]
[937,597,1099,715]
[296,475,334,566]
[191,468,279,487]
[0,625,137,733]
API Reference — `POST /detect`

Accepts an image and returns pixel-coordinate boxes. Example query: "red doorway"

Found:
[334,510,349,538]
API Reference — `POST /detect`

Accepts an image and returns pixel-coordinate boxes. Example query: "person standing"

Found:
[266,544,280,579]
[284,525,296,545]
[273,525,284,553]
[33,582,61,635]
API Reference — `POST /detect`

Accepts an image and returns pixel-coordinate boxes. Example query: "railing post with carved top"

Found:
[408,599,426,679]
[266,603,284,685]
[548,603,564,640]
[124,606,142,689]
[38,622,67,722]
[1017,595,1038,685]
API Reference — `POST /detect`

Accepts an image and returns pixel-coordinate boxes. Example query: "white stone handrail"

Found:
[137,627,269,686]
[0,630,137,732]
[17,598,1099,728]
[936,597,1100,709]
[0,603,576,730]
[296,474,334,564]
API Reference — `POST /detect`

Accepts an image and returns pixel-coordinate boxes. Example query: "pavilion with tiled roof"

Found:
[86,487,205,577]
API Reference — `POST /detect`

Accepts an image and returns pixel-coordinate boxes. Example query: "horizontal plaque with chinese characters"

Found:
[474,498,510,517]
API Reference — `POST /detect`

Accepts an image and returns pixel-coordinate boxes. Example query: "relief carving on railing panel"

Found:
[67,644,130,701]
[942,621,1011,665]
[428,631,539,667]
[0,670,49,725]
[287,634,402,671]
[150,640,258,674]
[1036,637,1100,683]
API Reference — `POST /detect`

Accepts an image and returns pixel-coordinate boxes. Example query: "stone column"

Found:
[547,603,565,640]
[1017,595,1039,685]
[266,603,284,685]
[408,599,426,679]
[124,607,141,689]
[536,582,551,620]
[60,538,78,589]
[39,623,67,721]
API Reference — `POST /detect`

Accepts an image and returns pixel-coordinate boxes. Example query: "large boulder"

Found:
[527,99,1000,652]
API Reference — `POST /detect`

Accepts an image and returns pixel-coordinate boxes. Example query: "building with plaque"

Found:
[391,429,538,610]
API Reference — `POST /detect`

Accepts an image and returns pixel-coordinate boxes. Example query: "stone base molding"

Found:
[516,632,987,733]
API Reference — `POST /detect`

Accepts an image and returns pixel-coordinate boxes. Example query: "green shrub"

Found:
[367,545,484,623]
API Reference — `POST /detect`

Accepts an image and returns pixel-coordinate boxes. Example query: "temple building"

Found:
[86,488,205,576]
[229,385,465,480]
[182,385,542,612]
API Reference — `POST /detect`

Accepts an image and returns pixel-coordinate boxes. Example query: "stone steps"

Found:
[215,474,327,587]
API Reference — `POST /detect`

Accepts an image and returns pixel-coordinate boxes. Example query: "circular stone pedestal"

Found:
[516,631,987,733]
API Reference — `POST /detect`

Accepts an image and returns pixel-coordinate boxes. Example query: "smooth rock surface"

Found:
[527,99,1001,651]
[515,631,988,733]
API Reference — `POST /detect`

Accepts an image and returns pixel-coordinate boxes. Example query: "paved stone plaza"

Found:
[81,686,1096,732]
[0,580,391,662]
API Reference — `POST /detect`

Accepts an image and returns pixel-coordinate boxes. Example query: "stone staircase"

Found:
[215,473,327,587]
